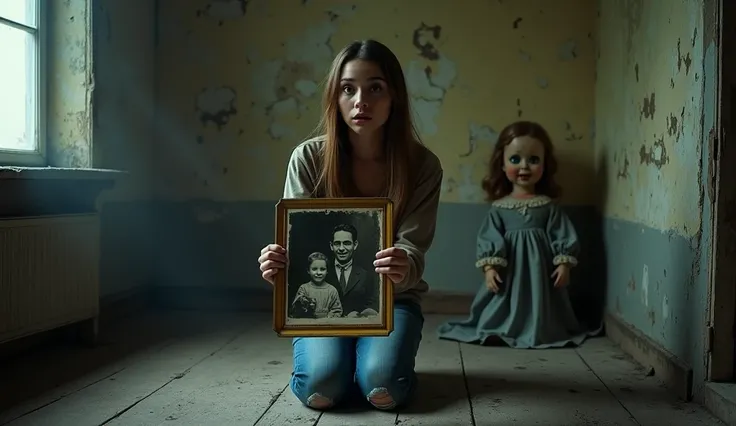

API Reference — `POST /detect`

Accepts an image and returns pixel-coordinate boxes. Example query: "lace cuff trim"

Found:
[553,254,578,267]
[475,256,508,269]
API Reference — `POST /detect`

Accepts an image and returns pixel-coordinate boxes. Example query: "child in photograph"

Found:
[291,252,343,319]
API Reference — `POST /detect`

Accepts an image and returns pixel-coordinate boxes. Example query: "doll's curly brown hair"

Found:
[481,120,562,201]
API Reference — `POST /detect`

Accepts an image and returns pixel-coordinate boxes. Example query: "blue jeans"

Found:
[290,301,424,410]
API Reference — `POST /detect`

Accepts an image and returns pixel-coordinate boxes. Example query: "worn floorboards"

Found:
[0,311,723,425]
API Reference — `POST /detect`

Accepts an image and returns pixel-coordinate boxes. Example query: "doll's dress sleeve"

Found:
[545,203,580,267]
[474,207,508,269]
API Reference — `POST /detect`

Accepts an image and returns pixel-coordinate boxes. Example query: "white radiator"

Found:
[0,214,100,344]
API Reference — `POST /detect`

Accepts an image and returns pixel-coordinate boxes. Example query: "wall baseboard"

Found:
[604,311,693,401]
[151,286,273,312]
[421,291,474,315]
[99,285,152,323]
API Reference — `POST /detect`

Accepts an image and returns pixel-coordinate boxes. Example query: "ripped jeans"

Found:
[290,301,424,411]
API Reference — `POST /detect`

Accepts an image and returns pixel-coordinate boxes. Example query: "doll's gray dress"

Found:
[437,195,595,349]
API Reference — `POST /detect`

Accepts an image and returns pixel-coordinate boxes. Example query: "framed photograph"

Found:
[273,197,394,338]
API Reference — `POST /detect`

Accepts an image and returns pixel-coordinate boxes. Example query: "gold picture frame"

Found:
[273,197,394,337]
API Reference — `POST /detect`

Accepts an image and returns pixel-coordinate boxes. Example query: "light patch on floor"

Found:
[0,312,723,425]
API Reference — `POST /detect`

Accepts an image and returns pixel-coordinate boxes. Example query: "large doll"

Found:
[437,121,597,349]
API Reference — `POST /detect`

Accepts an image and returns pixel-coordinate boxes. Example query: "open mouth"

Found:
[352,114,371,121]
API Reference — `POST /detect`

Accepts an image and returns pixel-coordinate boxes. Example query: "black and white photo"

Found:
[273,198,394,337]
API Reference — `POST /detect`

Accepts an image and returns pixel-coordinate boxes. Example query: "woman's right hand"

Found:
[258,244,287,285]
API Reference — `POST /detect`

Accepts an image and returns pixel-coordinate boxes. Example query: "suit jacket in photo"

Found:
[332,263,379,316]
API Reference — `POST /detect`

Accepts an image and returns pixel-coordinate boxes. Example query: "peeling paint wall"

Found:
[47,0,93,168]
[154,0,597,205]
[594,0,717,400]
[595,0,705,237]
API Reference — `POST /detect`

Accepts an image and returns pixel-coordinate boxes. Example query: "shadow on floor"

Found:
[398,370,671,414]
[319,370,632,415]
[0,311,247,414]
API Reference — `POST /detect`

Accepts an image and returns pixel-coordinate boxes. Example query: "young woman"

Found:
[257,39,443,411]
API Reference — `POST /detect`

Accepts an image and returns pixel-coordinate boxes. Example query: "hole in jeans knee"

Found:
[306,393,333,409]
[367,387,396,410]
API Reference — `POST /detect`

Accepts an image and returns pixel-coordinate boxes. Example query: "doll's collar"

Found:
[492,195,552,209]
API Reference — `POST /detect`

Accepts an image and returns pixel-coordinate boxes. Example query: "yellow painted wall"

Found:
[594,0,706,237]
[154,0,597,205]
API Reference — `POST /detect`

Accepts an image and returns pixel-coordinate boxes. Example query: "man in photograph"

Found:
[329,223,379,318]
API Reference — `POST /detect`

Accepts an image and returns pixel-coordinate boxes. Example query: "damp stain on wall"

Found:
[640,92,655,120]
[196,87,238,130]
[405,22,458,138]
[196,0,248,22]
[639,136,669,169]
[459,123,498,158]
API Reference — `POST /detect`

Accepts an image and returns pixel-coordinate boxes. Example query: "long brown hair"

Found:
[314,39,419,217]
[481,120,561,201]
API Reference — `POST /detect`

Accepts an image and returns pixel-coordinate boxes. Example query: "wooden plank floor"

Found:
[0,311,724,426]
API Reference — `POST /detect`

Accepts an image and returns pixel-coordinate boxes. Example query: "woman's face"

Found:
[338,59,392,137]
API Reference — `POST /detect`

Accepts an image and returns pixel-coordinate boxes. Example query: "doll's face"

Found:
[502,136,545,189]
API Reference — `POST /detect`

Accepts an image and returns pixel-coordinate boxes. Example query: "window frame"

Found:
[0,0,47,167]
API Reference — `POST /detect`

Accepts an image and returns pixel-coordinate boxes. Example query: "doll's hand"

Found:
[484,268,503,293]
[552,264,571,288]
[374,247,410,284]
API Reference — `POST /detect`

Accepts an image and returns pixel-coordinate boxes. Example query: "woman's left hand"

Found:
[374,247,410,284]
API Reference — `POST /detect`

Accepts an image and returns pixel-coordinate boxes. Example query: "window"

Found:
[0,0,45,166]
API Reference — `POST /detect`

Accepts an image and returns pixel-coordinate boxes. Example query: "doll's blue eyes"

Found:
[508,155,541,165]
